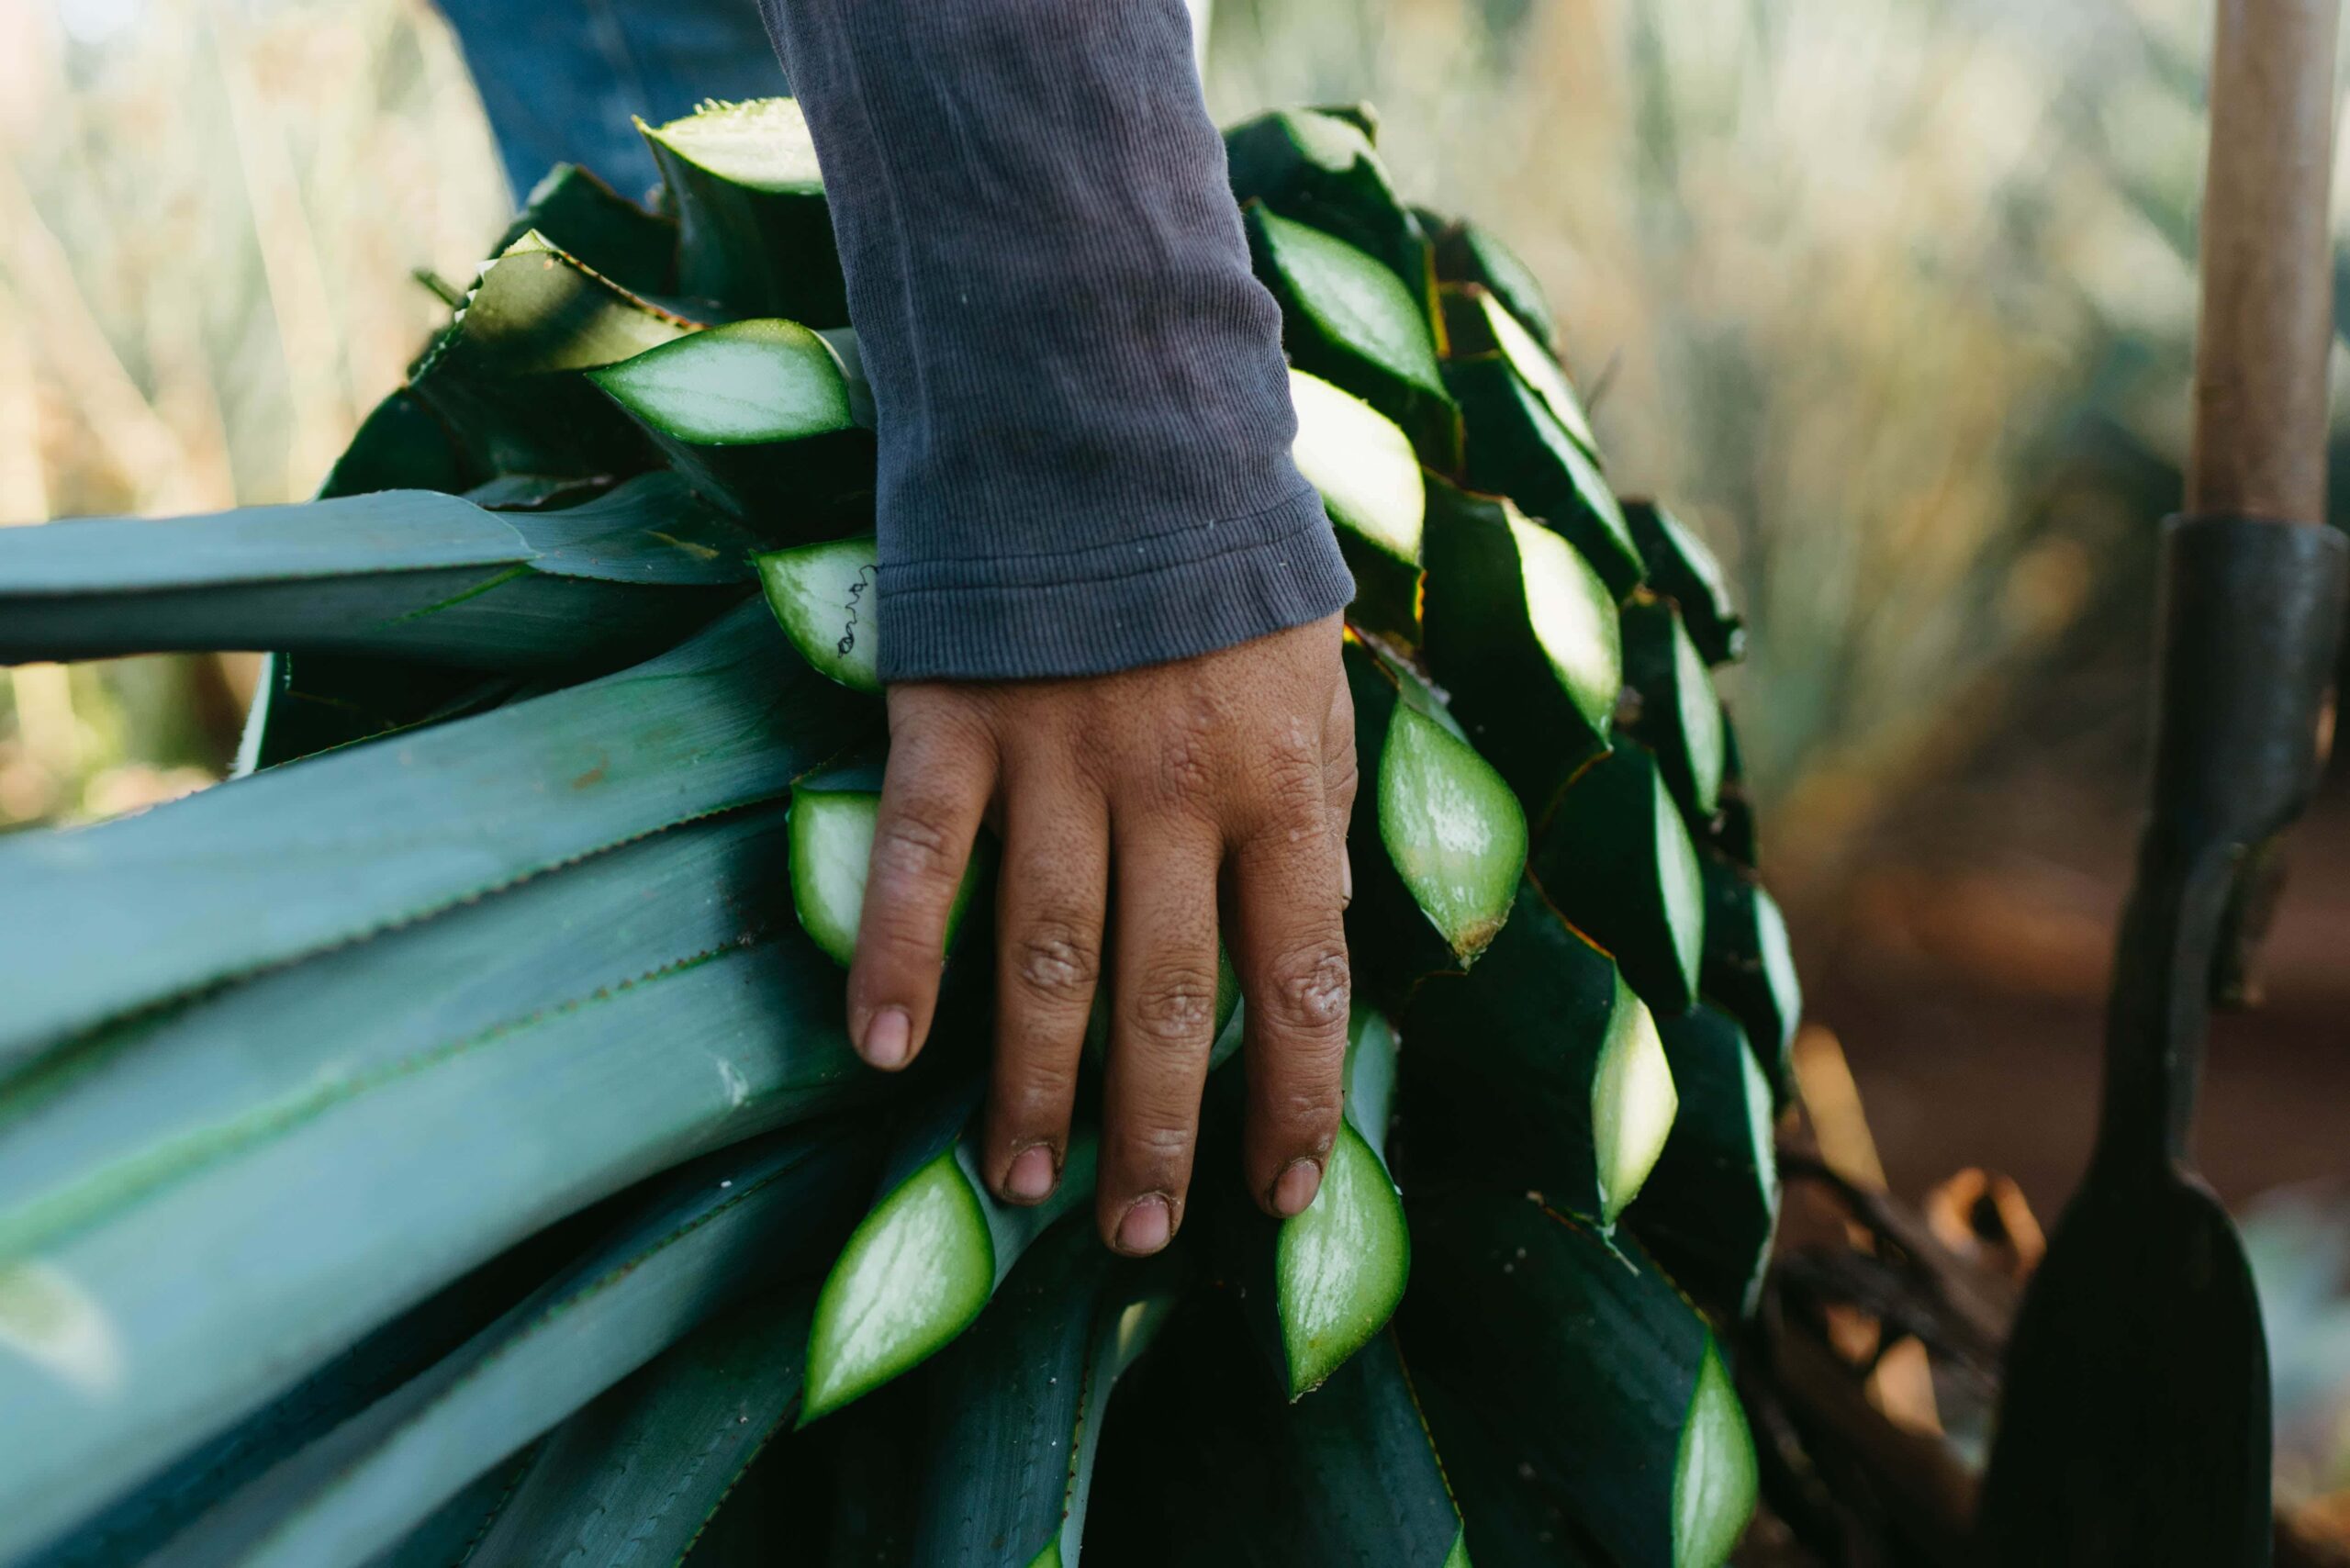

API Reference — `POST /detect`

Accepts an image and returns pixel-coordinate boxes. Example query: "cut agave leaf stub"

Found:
[803,1095,1099,1425]
[641,98,847,328]
[1628,1003,1781,1318]
[1343,639,1527,1001]
[1402,880,1678,1227]
[1533,739,1707,1014]
[1402,1189,1757,1568]
[1291,368,1425,638]
[1626,498,1745,665]
[1246,202,1460,469]
[758,534,883,694]
[1446,354,1643,598]
[1276,1009,1410,1396]
[1620,597,1728,824]
[1420,476,1621,817]
[788,755,990,969]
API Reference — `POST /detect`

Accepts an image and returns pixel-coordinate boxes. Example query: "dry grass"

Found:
[1207,0,2307,888]
[0,0,506,826]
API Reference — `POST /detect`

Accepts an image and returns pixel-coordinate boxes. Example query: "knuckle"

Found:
[999,1055,1080,1114]
[1264,944,1352,1033]
[1129,964,1220,1047]
[870,806,962,888]
[1009,921,1100,1006]
[1120,1118,1196,1170]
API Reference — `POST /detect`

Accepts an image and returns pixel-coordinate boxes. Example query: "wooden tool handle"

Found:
[2188,0,2341,523]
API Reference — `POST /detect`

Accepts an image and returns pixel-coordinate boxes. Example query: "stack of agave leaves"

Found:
[0,98,1803,1568]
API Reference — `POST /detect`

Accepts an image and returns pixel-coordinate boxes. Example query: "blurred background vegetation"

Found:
[6,0,2350,1521]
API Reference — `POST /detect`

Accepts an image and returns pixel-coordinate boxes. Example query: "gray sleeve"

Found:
[755,0,1353,682]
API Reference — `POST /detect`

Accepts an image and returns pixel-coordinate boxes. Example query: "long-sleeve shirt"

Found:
[754,0,1353,681]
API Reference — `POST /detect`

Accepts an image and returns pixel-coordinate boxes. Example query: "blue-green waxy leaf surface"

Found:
[461,1291,814,1567]
[0,475,764,671]
[0,814,885,1560]
[0,599,871,1070]
[913,1223,1178,1567]
[140,1135,863,1568]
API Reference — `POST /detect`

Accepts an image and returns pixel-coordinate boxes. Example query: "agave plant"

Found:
[0,97,1803,1567]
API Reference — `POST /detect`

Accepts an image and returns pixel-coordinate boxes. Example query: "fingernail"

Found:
[861,1007,911,1070]
[1114,1195,1173,1256]
[1272,1158,1324,1218]
[1003,1145,1058,1204]
[1340,849,1353,906]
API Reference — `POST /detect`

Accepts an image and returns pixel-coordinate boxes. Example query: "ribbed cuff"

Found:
[877,484,1354,681]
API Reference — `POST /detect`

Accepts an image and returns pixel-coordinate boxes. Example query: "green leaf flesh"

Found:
[1626,1004,1780,1320]
[1399,1189,1757,1568]
[589,318,854,444]
[1400,881,1676,1227]
[1623,499,1744,666]
[1247,204,1459,469]
[1445,354,1640,597]
[1532,741,1707,1014]
[803,1094,1102,1424]
[756,532,882,693]
[1420,477,1620,818]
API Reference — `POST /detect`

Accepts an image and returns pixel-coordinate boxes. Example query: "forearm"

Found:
[755,0,1351,680]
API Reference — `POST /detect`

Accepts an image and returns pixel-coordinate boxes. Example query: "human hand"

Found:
[845,613,1355,1255]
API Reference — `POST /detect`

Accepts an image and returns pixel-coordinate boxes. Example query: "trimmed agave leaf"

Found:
[641,98,847,327]
[1400,880,1677,1229]
[1343,639,1525,1004]
[1274,1008,1411,1397]
[588,319,876,524]
[142,1136,865,1568]
[1427,213,1561,356]
[1291,369,1425,639]
[1706,716,1760,869]
[1400,1188,1758,1568]
[786,751,996,969]
[1440,283,1598,462]
[0,809,802,1313]
[317,387,472,499]
[45,1221,598,1568]
[0,599,869,1068]
[1446,355,1642,599]
[1624,500,1744,666]
[913,1221,1179,1567]
[1308,101,1381,140]
[450,1292,813,1567]
[369,1450,535,1568]
[1419,476,1620,821]
[757,533,882,693]
[803,1085,1102,1424]
[1697,856,1802,1103]
[1225,108,1437,318]
[1625,1004,1780,1319]
[407,230,701,478]
[492,162,679,300]
[1529,740,1707,1014]
[1411,1372,1603,1565]
[1244,203,1460,470]
[236,655,521,775]
[0,474,762,672]
[1617,598,1728,824]
[1082,1298,1466,1567]
[0,823,890,1560]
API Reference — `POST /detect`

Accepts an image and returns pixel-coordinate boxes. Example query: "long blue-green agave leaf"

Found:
[138,1134,861,1568]
[0,598,871,1070]
[0,821,884,1560]
[913,1222,1178,1568]
[458,1290,813,1567]
[0,474,766,672]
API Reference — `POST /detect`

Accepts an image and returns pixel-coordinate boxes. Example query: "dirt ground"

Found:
[1806,758,2350,1219]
